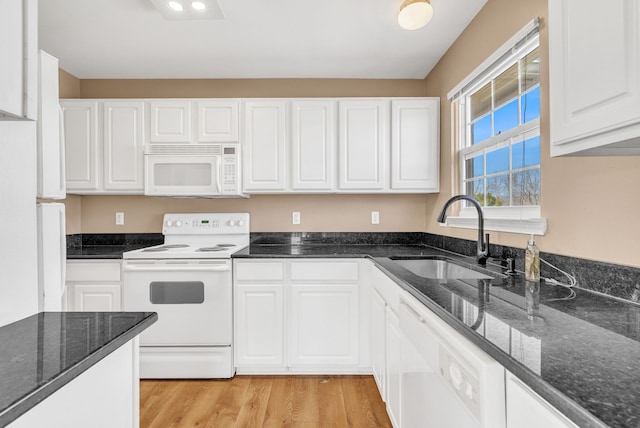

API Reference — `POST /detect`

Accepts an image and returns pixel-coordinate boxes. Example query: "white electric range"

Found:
[122,213,249,379]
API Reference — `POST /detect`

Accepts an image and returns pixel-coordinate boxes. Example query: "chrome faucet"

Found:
[437,195,490,264]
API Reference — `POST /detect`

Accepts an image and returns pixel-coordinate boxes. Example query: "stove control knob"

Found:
[175,220,183,227]
[228,220,236,227]
[237,220,245,227]
[166,220,174,228]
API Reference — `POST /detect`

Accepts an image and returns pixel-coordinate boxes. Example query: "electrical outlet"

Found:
[292,211,301,225]
[115,212,125,225]
[371,211,380,224]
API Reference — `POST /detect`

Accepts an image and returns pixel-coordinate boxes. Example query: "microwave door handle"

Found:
[216,156,222,194]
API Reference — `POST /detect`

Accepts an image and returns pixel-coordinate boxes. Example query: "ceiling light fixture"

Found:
[191,1,207,11]
[167,1,184,12]
[398,0,434,30]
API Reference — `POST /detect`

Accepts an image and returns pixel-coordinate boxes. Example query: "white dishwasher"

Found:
[399,290,505,428]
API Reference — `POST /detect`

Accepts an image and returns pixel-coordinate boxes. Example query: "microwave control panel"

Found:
[222,146,239,194]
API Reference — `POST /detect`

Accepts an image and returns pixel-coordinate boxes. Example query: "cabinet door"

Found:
[149,100,192,143]
[371,290,387,399]
[291,100,335,190]
[62,101,100,191]
[391,99,439,192]
[197,100,239,142]
[103,101,144,191]
[242,100,287,191]
[385,307,402,428]
[289,284,359,366]
[71,284,122,312]
[549,0,640,155]
[338,100,388,190]
[506,372,578,428]
[234,284,284,367]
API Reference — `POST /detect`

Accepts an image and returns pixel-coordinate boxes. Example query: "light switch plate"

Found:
[115,212,125,225]
[371,211,380,224]
[292,211,301,225]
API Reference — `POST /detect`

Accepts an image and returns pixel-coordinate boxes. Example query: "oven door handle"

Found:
[123,264,230,272]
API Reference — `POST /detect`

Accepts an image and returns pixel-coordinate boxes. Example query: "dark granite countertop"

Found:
[0,312,157,426]
[237,238,639,428]
[66,233,163,260]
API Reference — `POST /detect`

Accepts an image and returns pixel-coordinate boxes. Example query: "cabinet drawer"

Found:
[291,261,359,281]
[66,261,121,282]
[372,267,401,314]
[235,261,284,281]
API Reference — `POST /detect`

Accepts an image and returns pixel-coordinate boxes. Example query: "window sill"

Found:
[442,216,547,235]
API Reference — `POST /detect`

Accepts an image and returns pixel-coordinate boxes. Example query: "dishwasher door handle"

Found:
[400,299,426,323]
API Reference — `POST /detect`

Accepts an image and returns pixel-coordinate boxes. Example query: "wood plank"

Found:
[262,376,295,428]
[317,376,349,428]
[291,376,320,423]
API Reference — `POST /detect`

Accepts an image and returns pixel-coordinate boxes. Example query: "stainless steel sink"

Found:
[390,258,492,280]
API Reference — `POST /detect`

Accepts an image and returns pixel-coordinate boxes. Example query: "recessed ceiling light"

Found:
[168,1,184,12]
[191,1,207,11]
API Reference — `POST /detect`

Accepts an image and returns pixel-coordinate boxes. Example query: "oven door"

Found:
[144,154,221,196]
[123,259,231,346]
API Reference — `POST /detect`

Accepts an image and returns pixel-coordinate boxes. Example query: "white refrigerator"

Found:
[36,50,67,312]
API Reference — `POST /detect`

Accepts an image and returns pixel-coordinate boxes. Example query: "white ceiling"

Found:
[39,0,487,79]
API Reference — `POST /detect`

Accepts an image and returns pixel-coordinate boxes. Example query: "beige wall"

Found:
[424,0,640,268]
[61,0,640,269]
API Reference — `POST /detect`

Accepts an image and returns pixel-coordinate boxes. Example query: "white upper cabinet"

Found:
[338,99,388,190]
[102,101,145,191]
[62,99,144,194]
[242,100,287,191]
[0,0,37,120]
[197,100,239,142]
[549,0,640,156]
[62,101,100,191]
[291,100,336,191]
[149,100,192,143]
[391,98,440,191]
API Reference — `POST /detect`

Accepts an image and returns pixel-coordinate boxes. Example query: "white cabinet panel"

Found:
[338,100,388,190]
[0,0,37,119]
[291,100,335,190]
[290,260,359,281]
[371,289,387,399]
[197,100,239,142]
[242,100,287,191]
[149,100,192,143]
[386,307,402,428]
[62,101,100,191]
[103,101,144,191]
[289,284,359,366]
[391,99,439,191]
[506,372,578,428]
[234,284,284,367]
[549,0,640,155]
[72,284,122,312]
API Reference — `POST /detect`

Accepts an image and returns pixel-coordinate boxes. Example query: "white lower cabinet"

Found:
[233,258,370,374]
[506,372,578,428]
[8,338,139,428]
[66,260,122,311]
[371,267,403,428]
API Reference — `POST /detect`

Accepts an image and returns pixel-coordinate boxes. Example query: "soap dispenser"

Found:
[525,234,540,282]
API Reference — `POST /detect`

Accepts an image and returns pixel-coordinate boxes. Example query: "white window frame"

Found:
[446,18,547,236]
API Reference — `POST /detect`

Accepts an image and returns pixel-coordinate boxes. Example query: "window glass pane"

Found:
[470,83,491,120]
[465,179,484,206]
[486,174,510,206]
[494,64,518,107]
[512,136,540,169]
[512,169,540,205]
[471,114,492,144]
[465,154,484,178]
[486,146,509,174]
[521,87,540,123]
[494,99,518,135]
[521,47,540,92]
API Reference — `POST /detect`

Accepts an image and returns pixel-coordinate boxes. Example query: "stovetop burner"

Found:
[142,244,189,252]
[196,246,232,252]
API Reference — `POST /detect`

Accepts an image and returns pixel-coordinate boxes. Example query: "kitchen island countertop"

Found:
[0,311,157,426]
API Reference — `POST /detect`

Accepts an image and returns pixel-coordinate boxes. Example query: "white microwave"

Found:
[144,144,247,198]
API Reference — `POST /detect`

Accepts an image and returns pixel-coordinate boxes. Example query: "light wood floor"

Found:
[140,375,392,428]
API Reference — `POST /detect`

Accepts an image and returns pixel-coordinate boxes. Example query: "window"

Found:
[448,19,546,235]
